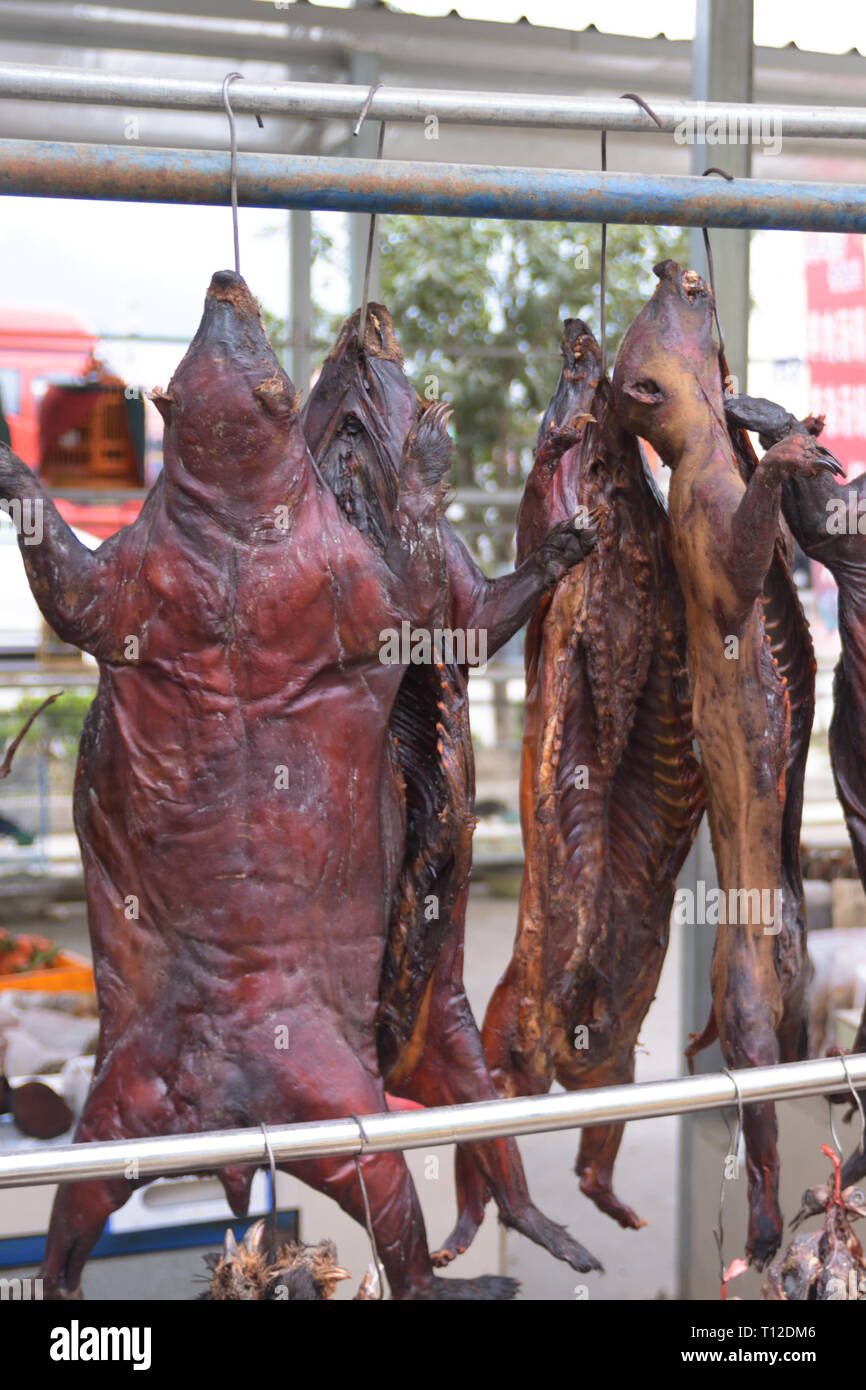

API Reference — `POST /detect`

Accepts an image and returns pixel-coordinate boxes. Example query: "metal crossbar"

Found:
[0,142,864,232]
[1,1053,864,1189]
[1,63,865,139]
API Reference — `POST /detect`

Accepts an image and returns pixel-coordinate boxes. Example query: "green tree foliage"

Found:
[261,218,339,359]
[378,218,688,490]
[266,215,688,565]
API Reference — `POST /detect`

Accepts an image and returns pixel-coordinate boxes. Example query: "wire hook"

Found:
[259,1121,278,1256]
[222,72,244,275]
[714,1067,745,1286]
[828,1096,844,1160]
[349,1112,385,1299]
[353,81,382,137]
[354,82,386,356]
[221,73,265,277]
[839,1051,866,1156]
[620,92,665,130]
[596,95,663,376]
[701,166,735,365]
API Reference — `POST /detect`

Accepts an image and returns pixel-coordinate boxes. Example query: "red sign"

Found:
[805,232,866,479]
[804,234,866,632]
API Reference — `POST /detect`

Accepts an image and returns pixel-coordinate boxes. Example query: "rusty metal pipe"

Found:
[1,140,864,232]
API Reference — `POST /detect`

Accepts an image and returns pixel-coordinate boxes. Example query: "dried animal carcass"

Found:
[613,263,828,1266]
[456,318,702,1244]
[3,271,510,1299]
[302,304,602,1274]
[764,1146,866,1300]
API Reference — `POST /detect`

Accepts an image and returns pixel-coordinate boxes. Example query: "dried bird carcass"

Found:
[764,1146,866,1300]
[3,270,511,1300]
[302,305,602,1274]
[612,262,828,1267]
[456,319,702,1244]
[201,1221,352,1301]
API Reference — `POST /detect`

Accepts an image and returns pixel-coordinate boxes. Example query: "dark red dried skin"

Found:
[301,304,415,553]
[302,305,602,1275]
[754,451,866,1191]
[723,417,815,1069]
[610,261,819,1269]
[464,320,701,1239]
[11,1081,74,1139]
[1,272,490,1301]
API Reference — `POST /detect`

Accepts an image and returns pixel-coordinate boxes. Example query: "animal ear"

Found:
[148,388,174,423]
[244,1219,265,1256]
[254,377,299,419]
[623,378,665,406]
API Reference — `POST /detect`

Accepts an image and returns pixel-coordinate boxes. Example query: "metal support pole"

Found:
[690,0,753,390]
[289,208,312,395]
[349,53,382,315]
[1,63,866,140]
[1,143,865,232]
[0,1054,863,1189]
[680,0,753,1301]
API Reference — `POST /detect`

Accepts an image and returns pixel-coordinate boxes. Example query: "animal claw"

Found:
[815,452,845,477]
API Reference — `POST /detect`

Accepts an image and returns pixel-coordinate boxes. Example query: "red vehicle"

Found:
[0,308,96,463]
[0,309,145,539]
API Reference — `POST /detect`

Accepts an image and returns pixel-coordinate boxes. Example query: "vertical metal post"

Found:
[679,0,754,1300]
[289,209,312,396]
[689,0,753,391]
[348,51,382,314]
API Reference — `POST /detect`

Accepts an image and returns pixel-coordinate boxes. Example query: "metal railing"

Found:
[1,64,866,140]
[1,1053,864,1189]
[0,142,864,232]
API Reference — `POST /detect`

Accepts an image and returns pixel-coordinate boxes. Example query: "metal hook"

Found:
[714,1068,745,1284]
[700,167,735,363]
[620,92,665,130]
[597,96,663,376]
[353,82,386,357]
[349,1112,385,1299]
[221,73,265,276]
[222,72,244,275]
[353,81,382,137]
[828,1097,843,1159]
[839,1052,866,1156]
[259,1122,278,1256]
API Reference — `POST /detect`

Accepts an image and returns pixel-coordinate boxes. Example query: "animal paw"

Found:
[578,1175,647,1231]
[535,512,599,584]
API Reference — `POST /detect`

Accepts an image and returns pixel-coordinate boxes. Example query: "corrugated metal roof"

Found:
[248,0,866,58]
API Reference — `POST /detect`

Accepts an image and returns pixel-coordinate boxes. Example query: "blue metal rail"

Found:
[0,141,864,232]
